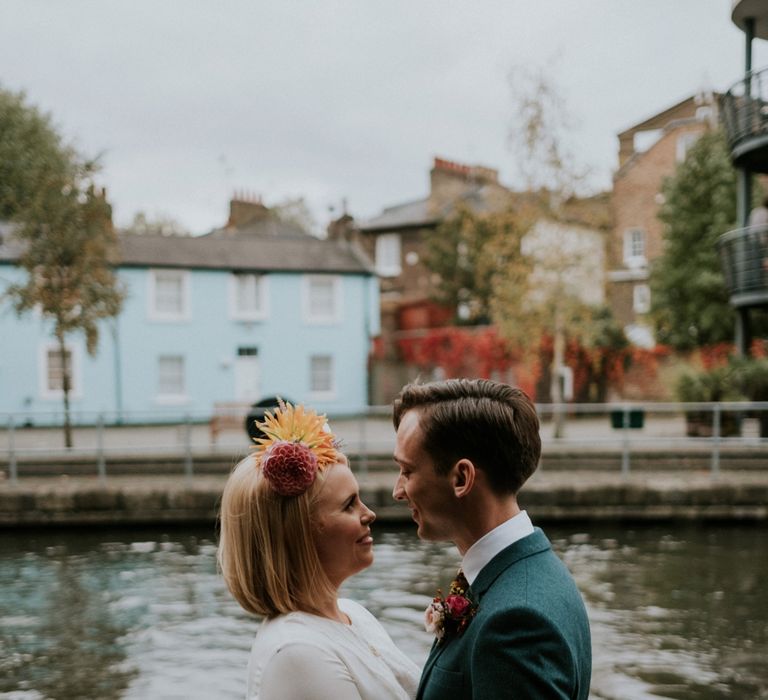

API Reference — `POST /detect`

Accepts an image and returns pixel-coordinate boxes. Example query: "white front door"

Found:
[234,347,260,402]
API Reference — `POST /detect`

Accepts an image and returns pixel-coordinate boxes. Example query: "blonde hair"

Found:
[217,454,339,618]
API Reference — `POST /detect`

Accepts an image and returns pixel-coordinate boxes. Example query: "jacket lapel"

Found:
[418,530,552,699]
[471,528,551,603]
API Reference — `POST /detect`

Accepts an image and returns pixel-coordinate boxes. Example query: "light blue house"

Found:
[0,199,379,423]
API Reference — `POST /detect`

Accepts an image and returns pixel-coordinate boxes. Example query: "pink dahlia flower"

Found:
[262,440,318,496]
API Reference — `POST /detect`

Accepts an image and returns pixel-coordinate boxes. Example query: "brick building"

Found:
[354,157,516,362]
[340,157,609,402]
[609,92,719,347]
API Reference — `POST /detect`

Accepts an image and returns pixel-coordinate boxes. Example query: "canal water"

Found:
[1,523,766,700]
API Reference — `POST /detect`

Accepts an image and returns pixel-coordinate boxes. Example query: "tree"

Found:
[490,213,607,434]
[0,87,73,219]
[272,196,319,236]
[1,87,124,447]
[506,65,590,198]
[534,306,630,404]
[123,211,189,237]
[493,68,617,435]
[423,205,505,324]
[650,130,738,351]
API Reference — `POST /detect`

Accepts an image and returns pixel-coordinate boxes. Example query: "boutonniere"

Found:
[424,570,477,643]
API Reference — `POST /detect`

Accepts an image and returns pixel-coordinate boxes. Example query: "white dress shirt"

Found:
[461,511,534,585]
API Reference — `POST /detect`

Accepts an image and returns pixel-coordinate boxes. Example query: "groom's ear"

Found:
[451,459,476,498]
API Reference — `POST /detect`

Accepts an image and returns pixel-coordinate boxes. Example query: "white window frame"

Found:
[155,354,188,404]
[676,132,700,162]
[633,284,651,314]
[148,268,191,322]
[302,275,342,324]
[309,354,335,399]
[623,228,647,268]
[229,272,269,321]
[375,233,402,277]
[39,342,82,400]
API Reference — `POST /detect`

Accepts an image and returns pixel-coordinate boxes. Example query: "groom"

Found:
[392,378,591,699]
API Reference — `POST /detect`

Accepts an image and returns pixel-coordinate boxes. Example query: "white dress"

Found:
[246,598,420,700]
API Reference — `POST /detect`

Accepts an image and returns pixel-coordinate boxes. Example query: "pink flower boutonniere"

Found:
[424,570,477,643]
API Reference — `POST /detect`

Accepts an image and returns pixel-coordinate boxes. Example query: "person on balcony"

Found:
[749,195,768,280]
[748,195,768,227]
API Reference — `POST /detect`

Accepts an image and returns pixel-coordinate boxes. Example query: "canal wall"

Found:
[1,470,766,527]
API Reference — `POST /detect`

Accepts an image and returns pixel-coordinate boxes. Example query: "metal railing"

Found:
[1,402,766,485]
[716,223,768,303]
[536,401,768,479]
[720,66,768,157]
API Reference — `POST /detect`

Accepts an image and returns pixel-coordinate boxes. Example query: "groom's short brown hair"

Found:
[393,378,541,494]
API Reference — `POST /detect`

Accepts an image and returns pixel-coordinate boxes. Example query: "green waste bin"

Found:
[610,409,644,429]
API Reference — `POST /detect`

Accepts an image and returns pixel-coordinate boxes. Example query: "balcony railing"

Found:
[720,66,768,172]
[716,223,768,306]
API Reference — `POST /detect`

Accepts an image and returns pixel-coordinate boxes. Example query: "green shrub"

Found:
[675,366,745,403]
[730,357,768,400]
[730,357,768,436]
[676,366,745,437]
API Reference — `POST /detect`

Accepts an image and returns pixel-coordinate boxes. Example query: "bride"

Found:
[218,402,419,699]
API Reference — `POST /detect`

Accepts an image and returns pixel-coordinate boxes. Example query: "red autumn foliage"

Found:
[395,326,646,402]
[750,339,767,358]
[534,335,645,402]
[397,326,519,381]
[383,327,766,402]
[699,342,736,369]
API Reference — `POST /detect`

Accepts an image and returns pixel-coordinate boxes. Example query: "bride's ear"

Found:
[451,459,475,498]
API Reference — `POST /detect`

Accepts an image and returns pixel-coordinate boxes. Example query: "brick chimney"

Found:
[429,157,499,210]
[327,213,357,243]
[227,191,269,229]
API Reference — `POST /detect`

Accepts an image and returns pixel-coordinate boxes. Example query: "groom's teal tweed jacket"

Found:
[417,528,591,700]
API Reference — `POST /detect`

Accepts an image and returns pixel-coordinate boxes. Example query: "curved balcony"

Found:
[720,66,768,173]
[731,1,768,40]
[716,224,768,307]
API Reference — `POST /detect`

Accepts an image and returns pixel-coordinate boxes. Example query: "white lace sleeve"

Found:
[259,642,363,700]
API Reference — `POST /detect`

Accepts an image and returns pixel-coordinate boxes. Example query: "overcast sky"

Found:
[2,1,767,234]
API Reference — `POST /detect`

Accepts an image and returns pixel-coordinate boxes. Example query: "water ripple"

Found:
[1,524,766,699]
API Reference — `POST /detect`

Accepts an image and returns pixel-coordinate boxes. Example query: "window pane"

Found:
[633,284,651,313]
[47,348,71,392]
[235,274,261,314]
[310,355,333,393]
[631,230,645,257]
[676,132,700,162]
[624,228,646,264]
[376,234,402,275]
[309,278,335,317]
[158,355,185,395]
[155,272,183,314]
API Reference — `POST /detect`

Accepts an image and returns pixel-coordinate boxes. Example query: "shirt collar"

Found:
[461,511,534,585]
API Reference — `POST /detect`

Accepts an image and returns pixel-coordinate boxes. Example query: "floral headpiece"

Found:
[252,400,340,496]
